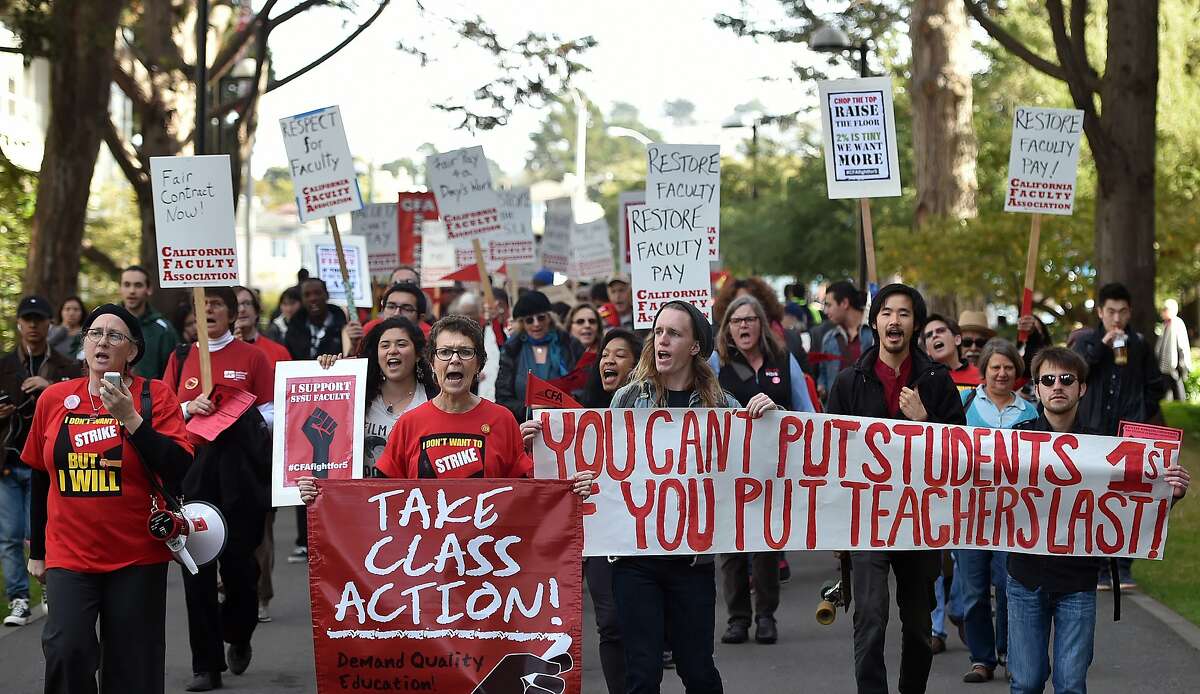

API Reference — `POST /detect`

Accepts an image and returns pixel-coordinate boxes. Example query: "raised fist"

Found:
[472,652,573,694]
[301,407,337,479]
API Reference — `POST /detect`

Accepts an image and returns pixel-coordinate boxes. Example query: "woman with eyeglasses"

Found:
[568,304,604,355]
[22,304,193,693]
[709,295,814,649]
[495,291,585,421]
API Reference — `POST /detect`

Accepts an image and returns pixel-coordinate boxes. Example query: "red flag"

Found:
[438,262,507,283]
[526,371,584,409]
[548,350,597,395]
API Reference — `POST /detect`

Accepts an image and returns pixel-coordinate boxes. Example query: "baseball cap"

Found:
[607,272,632,286]
[17,295,52,320]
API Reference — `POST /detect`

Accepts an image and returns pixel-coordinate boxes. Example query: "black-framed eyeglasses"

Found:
[434,347,477,361]
[1038,373,1078,387]
[384,302,418,315]
[729,316,760,327]
[961,337,989,349]
[523,313,549,325]
[82,328,132,345]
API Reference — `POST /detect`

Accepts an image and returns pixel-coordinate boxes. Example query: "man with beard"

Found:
[826,284,965,694]
[921,313,981,395]
[956,310,995,367]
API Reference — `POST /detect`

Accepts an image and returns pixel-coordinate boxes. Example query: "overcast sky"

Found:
[252,0,861,180]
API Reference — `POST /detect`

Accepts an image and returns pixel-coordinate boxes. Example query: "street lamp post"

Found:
[812,24,871,289]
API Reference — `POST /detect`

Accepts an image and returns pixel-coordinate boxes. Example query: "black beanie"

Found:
[81,303,145,365]
[868,283,928,332]
[655,301,714,359]
[512,290,552,319]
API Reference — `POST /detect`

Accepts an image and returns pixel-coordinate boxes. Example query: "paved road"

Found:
[2,509,1197,692]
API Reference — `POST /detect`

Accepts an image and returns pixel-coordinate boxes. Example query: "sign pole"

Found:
[191,287,214,396]
[859,197,878,294]
[1018,213,1042,345]
[328,216,359,318]
[471,238,496,308]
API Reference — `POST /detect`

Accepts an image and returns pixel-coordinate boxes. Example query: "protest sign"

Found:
[426,146,504,266]
[626,202,712,329]
[418,219,457,288]
[279,105,363,222]
[398,191,438,267]
[352,203,400,281]
[540,198,574,274]
[272,359,367,506]
[492,187,537,264]
[617,191,644,272]
[1004,106,1085,215]
[645,145,720,260]
[570,218,615,281]
[149,155,240,288]
[312,234,370,309]
[308,479,583,694]
[534,409,1180,558]
[817,77,902,199]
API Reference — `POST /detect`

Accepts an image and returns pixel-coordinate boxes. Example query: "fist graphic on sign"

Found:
[472,651,573,694]
[302,407,338,479]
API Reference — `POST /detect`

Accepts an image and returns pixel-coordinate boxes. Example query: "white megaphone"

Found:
[147,501,228,575]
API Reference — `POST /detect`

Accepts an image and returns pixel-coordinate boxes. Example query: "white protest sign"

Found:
[571,218,615,281]
[626,202,712,329]
[491,187,537,263]
[271,358,368,507]
[645,144,721,259]
[426,146,504,265]
[535,409,1180,558]
[418,219,456,287]
[279,105,363,222]
[311,234,370,307]
[1004,106,1085,215]
[540,197,574,274]
[818,77,902,199]
[617,191,644,273]
[351,203,399,281]
[149,155,240,288]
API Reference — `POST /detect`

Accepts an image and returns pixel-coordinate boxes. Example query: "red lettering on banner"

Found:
[975,487,995,546]
[621,480,655,549]
[893,424,923,486]
[541,411,574,478]
[735,478,762,550]
[951,488,973,544]
[646,411,672,474]
[1097,492,1127,554]
[807,420,835,478]
[1019,430,1053,485]
[778,415,803,477]
[763,479,793,549]
[864,422,892,482]
[927,427,952,486]
[841,480,869,545]
[1017,487,1043,549]
[950,427,973,485]
[993,487,1020,547]
[831,418,860,478]
[607,410,636,481]
[733,411,754,474]
[1148,498,1169,559]
[1049,435,1083,485]
[1127,494,1156,553]
[686,479,715,551]
[798,479,826,549]
[706,411,732,473]
[922,488,950,547]
[1106,440,1152,493]
[887,487,920,546]
[1067,490,1096,554]
[657,479,687,550]
[972,428,992,488]
[575,410,604,476]
[995,430,1020,486]
[870,483,893,548]
[680,411,702,474]
[1047,488,1070,554]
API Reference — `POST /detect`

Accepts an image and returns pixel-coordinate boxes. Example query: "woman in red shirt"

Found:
[298,315,591,496]
[23,304,193,694]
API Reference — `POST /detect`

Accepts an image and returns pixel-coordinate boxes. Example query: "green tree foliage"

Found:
[0,153,35,350]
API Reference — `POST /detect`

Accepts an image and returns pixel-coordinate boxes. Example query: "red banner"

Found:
[526,372,584,409]
[398,192,438,266]
[308,479,584,693]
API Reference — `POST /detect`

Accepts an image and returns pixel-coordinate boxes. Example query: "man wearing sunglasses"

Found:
[1008,346,1188,694]
[956,310,996,366]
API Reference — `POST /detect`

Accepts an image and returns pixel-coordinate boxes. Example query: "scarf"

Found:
[514,331,570,405]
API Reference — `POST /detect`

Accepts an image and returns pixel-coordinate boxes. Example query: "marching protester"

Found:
[496,290,585,421]
[1073,282,1165,589]
[316,317,439,476]
[710,295,814,647]
[120,266,181,379]
[264,286,302,344]
[23,304,193,693]
[164,287,274,691]
[921,313,982,394]
[602,301,749,694]
[568,303,604,357]
[346,281,431,356]
[606,273,635,330]
[825,283,965,694]
[712,277,787,340]
[818,280,873,399]
[957,338,1038,683]
[1009,347,1190,693]
[47,296,86,359]
[1157,298,1192,401]
[956,310,995,366]
[0,296,77,627]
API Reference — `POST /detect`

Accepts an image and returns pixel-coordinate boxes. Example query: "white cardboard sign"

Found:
[617,191,644,273]
[1004,106,1085,215]
[311,234,370,308]
[149,155,240,288]
[279,105,363,222]
[426,146,504,265]
[818,77,902,199]
[417,219,456,288]
[540,198,574,274]
[351,203,399,281]
[645,144,720,259]
[571,218,615,281]
[627,202,712,329]
[492,186,537,263]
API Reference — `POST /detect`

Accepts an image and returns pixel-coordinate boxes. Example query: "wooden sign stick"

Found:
[860,198,879,292]
[191,286,213,396]
[1018,213,1042,345]
[328,216,359,319]
[471,238,496,308]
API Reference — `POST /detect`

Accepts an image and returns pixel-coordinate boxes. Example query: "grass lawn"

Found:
[1135,402,1200,626]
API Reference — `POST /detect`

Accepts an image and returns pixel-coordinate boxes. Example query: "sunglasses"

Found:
[1038,373,1078,387]
[523,313,550,325]
[961,337,990,349]
[572,317,598,326]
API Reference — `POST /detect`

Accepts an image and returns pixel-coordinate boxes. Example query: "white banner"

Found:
[351,203,399,281]
[645,144,720,260]
[279,105,363,222]
[533,409,1180,558]
[818,77,902,199]
[150,155,240,288]
[1004,106,1085,216]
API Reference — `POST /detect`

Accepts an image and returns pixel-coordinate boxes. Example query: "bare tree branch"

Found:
[1067,0,1101,92]
[267,0,390,93]
[207,0,278,86]
[80,243,122,278]
[268,0,344,30]
[963,0,1069,82]
[111,63,153,111]
[1046,0,1110,163]
[102,118,149,193]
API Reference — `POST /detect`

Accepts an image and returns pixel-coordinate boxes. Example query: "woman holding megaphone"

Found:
[22,304,194,694]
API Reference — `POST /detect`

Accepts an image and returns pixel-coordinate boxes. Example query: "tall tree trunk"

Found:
[1094,0,1158,340]
[910,0,977,314]
[25,1,123,305]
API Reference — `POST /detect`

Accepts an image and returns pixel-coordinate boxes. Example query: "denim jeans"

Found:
[959,549,1008,668]
[611,557,723,694]
[1006,576,1095,694]
[930,551,964,639]
[0,464,31,600]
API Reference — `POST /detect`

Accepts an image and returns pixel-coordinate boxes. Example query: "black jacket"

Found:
[825,345,966,426]
[495,329,586,421]
[0,348,79,470]
[284,304,348,361]
[1072,326,1165,435]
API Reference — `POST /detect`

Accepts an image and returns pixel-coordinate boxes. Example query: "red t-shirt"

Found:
[21,377,194,572]
[874,354,913,418]
[951,362,983,394]
[246,335,291,369]
[163,339,273,407]
[376,399,532,479]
